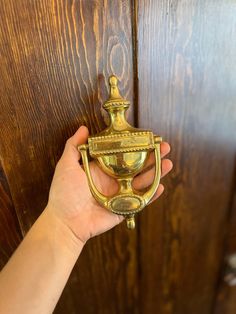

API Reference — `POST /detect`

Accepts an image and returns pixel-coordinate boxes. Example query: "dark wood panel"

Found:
[0,1,138,313]
[137,1,236,313]
[0,163,22,269]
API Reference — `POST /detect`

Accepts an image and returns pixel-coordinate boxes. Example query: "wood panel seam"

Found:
[131,0,139,128]
[0,156,24,237]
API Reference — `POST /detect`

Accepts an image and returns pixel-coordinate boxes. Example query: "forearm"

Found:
[0,208,83,314]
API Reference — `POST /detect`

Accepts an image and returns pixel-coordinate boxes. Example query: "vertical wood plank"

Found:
[137,1,236,313]
[0,162,22,269]
[0,1,138,313]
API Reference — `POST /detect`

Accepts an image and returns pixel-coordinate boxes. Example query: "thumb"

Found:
[61,126,89,163]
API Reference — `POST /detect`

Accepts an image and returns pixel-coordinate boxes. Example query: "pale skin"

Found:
[0,126,173,314]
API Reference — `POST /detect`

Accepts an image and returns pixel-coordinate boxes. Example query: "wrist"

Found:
[39,207,85,259]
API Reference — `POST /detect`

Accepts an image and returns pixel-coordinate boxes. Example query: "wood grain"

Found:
[0,1,138,313]
[0,163,22,269]
[137,1,236,313]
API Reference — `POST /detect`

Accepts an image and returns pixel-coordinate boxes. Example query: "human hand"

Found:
[46,126,173,244]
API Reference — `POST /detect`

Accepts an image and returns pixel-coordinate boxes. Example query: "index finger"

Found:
[142,142,171,171]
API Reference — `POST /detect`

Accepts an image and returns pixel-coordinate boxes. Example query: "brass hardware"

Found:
[78,75,162,229]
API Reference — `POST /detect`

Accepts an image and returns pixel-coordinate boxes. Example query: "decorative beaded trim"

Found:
[88,131,153,141]
[107,194,144,215]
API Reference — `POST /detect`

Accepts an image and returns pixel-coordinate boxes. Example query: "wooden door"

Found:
[0,1,236,313]
[136,1,236,313]
[0,1,138,313]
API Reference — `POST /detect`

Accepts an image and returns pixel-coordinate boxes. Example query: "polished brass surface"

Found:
[78,75,162,229]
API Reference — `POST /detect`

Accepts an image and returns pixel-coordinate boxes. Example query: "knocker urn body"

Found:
[78,75,162,229]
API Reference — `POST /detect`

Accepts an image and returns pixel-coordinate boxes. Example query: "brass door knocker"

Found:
[78,75,162,229]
